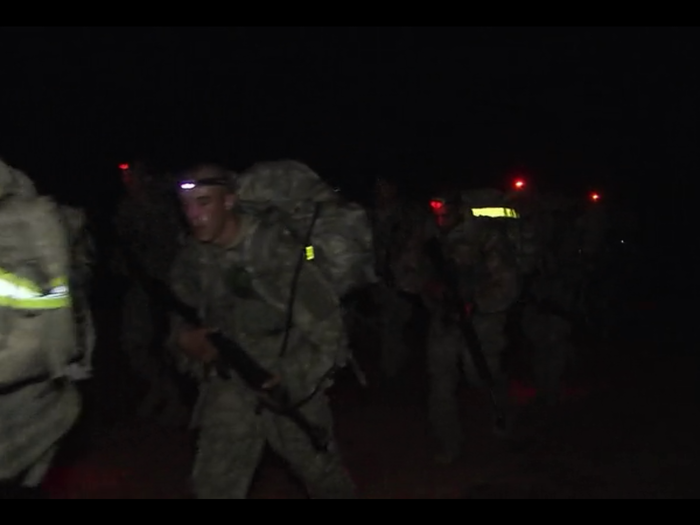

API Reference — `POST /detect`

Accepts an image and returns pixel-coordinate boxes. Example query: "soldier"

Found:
[505,188,579,408]
[0,160,86,498]
[423,189,520,463]
[168,164,357,499]
[369,177,432,379]
[113,161,190,426]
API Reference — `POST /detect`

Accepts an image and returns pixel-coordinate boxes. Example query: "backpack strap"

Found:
[278,202,322,359]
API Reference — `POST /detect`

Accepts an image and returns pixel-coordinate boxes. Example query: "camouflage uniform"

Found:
[505,190,580,407]
[424,193,520,461]
[0,160,82,493]
[113,165,189,425]
[169,213,356,499]
[369,183,433,379]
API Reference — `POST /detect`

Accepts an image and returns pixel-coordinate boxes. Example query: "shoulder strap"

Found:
[278,203,322,358]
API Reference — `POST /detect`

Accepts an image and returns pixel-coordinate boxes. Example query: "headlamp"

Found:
[178,177,229,191]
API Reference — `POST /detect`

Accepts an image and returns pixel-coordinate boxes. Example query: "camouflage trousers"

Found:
[375,284,414,379]
[521,303,575,405]
[192,378,357,499]
[0,382,81,488]
[121,283,189,425]
[426,311,510,459]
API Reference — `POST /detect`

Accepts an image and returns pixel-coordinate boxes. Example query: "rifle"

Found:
[423,237,507,432]
[119,247,330,452]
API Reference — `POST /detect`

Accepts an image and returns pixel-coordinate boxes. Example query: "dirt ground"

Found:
[36,302,700,499]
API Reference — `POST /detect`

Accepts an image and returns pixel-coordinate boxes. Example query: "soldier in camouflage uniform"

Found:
[168,164,356,499]
[113,161,190,426]
[369,177,432,379]
[505,188,579,408]
[0,160,84,498]
[423,189,520,463]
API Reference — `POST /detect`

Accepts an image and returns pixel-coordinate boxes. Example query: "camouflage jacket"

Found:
[432,216,520,315]
[169,213,348,400]
[369,199,435,294]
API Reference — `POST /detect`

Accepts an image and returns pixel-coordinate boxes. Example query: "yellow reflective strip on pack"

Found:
[0,267,42,294]
[305,245,315,261]
[471,207,520,219]
[0,274,71,310]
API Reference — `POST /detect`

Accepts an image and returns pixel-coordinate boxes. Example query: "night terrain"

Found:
[1,26,697,499]
[38,285,698,499]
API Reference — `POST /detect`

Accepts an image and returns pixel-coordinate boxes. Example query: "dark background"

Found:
[0,26,695,339]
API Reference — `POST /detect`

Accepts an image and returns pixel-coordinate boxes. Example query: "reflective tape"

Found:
[471,207,520,219]
[0,268,71,310]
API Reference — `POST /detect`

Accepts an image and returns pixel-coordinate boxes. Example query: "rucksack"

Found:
[0,160,83,392]
[460,188,543,277]
[235,160,378,299]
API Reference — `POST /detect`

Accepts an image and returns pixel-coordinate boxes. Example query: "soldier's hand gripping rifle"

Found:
[423,237,507,432]
[149,276,330,453]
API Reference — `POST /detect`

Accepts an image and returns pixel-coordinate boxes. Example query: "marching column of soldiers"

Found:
[0,157,630,498]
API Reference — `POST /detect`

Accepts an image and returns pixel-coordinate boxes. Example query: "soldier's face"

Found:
[179,185,236,243]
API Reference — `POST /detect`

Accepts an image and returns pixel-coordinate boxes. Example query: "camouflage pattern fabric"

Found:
[236,160,377,299]
[369,196,435,378]
[0,159,82,486]
[191,378,355,499]
[169,213,356,499]
[423,210,519,461]
[0,383,80,485]
[500,191,579,406]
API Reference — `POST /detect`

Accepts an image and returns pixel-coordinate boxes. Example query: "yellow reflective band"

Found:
[471,207,519,219]
[0,269,71,310]
[305,245,315,261]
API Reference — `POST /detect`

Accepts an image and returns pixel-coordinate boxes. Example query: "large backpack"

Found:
[0,160,82,392]
[235,160,378,299]
[460,188,544,277]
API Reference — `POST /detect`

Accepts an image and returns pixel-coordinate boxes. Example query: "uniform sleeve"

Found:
[166,245,208,380]
[475,229,521,314]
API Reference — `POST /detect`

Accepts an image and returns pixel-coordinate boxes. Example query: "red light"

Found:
[430,199,444,212]
[514,179,525,190]
[590,192,600,202]
[119,163,130,170]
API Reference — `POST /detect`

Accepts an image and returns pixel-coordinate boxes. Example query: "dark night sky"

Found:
[0,27,697,215]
